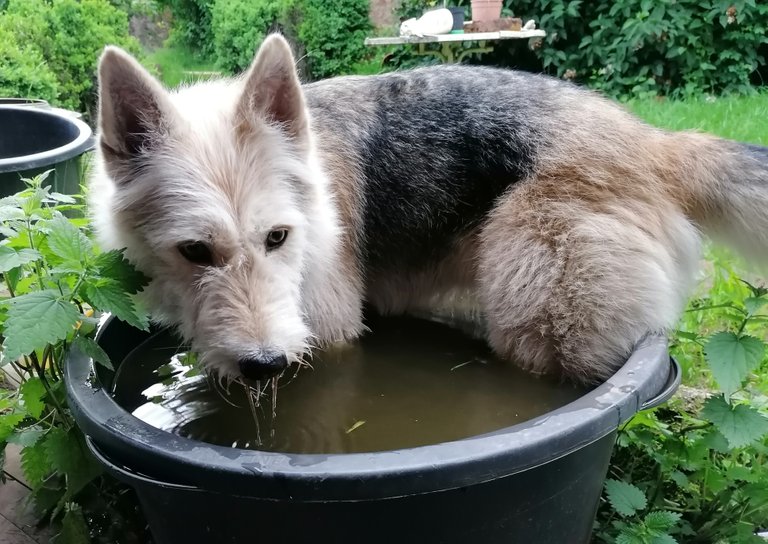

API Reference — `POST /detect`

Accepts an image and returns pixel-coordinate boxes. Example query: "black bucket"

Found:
[66,318,679,544]
[0,105,94,197]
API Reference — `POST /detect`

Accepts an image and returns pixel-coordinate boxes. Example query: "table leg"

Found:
[416,42,452,63]
[455,40,494,63]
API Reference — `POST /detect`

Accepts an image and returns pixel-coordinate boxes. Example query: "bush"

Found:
[0,0,140,113]
[297,0,371,80]
[210,0,293,73]
[0,27,59,101]
[157,0,215,56]
[396,0,767,98]
[511,0,768,98]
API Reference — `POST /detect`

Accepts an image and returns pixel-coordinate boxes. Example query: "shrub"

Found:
[210,0,293,73]
[396,0,768,98]
[0,170,152,542]
[0,28,59,101]
[297,0,371,80]
[509,0,768,98]
[0,0,140,113]
[49,0,140,111]
[157,0,215,56]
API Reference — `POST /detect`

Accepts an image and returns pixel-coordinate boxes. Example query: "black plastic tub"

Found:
[0,105,93,197]
[66,318,680,544]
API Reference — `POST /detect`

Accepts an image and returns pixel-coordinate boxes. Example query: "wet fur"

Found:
[91,35,768,384]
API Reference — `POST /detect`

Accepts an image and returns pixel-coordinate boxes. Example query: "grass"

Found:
[144,43,219,88]
[627,92,768,145]
[624,93,768,391]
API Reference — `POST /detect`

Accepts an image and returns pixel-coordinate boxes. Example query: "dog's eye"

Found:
[178,241,213,265]
[266,228,288,250]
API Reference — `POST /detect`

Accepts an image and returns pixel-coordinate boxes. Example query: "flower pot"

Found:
[470,0,503,23]
[66,316,679,544]
[449,7,465,32]
[0,105,93,197]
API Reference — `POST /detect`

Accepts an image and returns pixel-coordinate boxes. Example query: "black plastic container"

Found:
[66,318,680,544]
[0,105,93,197]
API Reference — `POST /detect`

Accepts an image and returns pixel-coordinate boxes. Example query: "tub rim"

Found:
[0,105,93,173]
[65,316,678,501]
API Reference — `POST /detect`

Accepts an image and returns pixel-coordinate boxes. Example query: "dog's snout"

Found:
[237,351,288,380]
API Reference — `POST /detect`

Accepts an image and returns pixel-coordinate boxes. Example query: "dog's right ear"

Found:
[97,46,174,163]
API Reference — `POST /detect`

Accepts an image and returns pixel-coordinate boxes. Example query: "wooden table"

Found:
[364,29,546,64]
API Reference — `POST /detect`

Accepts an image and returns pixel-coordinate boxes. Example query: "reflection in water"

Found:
[113,316,588,454]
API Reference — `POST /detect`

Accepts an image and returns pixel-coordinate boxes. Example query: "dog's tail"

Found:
[670,134,768,263]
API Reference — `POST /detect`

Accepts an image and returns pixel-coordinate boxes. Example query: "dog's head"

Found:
[92,35,339,382]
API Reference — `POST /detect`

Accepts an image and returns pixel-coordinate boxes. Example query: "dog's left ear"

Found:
[238,34,309,151]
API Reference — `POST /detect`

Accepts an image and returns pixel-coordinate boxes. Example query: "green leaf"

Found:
[0,246,41,273]
[669,470,689,487]
[44,428,102,499]
[605,479,647,517]
[7,427,45,447]
[3,291,81,360]
[701,396,768,448]
[19,378,46,419]
[48,192,77,204]
[704,332,765,398]
[726,465,760,482]
[72,336,112,371]
[616,527,646,544]
[51,502,90,544]
[21,439,53,487]
[644,511,681,533]
[44,215,91,268]
[650,535,678,544]
[744,296,768,316]
[93,250,150,294]
[0,412,25,442]
[700,429,730,454]
[84,280,149,331]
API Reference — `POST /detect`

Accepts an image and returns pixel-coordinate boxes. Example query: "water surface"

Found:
[112,316,587,454]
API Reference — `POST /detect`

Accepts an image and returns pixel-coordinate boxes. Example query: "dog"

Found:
[90,34,768,385]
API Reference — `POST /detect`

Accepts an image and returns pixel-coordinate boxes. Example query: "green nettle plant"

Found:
[594,255,768,543]
[0,171,150,543]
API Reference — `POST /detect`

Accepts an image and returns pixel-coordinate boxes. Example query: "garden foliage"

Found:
[594,249,768,543]
[0,0,140,113]
[210,0,295,73]
[397,0,768,98]
[161,0,371,80]
[0,171,151,543]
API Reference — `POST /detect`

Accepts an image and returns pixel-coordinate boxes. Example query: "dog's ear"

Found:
[97,46,175,163]
[238,34,309,150]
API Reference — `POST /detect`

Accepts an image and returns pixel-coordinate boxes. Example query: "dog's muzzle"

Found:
[237,350,288,380]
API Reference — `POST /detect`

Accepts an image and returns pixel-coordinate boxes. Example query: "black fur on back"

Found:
[307,66,559,275]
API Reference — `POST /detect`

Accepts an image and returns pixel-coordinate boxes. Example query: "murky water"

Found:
[112,315,587,454]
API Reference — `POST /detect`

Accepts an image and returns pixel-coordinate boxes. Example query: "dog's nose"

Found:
[237,351,288,380]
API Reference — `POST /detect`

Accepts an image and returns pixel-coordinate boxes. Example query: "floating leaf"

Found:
[701,395,768,449]
[3,290,81,360]
[345,420,366,434]
[605,479,647,517]
[704,332,765,398]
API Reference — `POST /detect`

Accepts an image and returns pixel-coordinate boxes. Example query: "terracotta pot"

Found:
[471,0,502,23]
